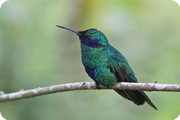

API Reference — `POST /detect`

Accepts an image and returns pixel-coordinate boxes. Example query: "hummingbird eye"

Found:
[84,35,92,40]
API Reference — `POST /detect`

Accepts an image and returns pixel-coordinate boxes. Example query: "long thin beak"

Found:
[56,25,81,36]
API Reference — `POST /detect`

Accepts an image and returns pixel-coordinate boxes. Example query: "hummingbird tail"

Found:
[139,91,158,110]
[114,90,158,110]
[113,66,157,110]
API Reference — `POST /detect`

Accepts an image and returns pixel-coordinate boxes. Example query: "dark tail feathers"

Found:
[115,90,157,110]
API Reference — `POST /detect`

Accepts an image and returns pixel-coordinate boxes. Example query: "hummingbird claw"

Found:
[95,82,100,90]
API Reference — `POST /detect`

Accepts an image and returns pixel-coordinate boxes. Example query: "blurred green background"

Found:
[0,0,180,120]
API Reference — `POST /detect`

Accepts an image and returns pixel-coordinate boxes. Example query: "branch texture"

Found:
[0,82,180,102]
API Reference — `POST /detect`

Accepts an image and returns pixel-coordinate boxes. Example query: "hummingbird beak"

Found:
[56,25,82,36]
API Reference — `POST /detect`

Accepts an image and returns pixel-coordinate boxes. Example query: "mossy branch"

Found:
[0,82,180,102]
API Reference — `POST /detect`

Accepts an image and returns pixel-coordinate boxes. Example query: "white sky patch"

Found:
[0,0,8,9]
[173,0,180,6]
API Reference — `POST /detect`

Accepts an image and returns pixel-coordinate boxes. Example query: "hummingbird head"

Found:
[56,25,109,48]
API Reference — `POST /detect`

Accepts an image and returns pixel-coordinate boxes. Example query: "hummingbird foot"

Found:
[95,82,100,90]
[154,81,158,84]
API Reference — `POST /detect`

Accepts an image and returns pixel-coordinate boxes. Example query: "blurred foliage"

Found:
[0,0,180,120]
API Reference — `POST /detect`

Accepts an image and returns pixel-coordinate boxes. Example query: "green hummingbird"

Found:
[57,25,157,110]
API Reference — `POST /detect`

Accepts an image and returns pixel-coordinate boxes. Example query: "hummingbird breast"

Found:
[81,43,107,68]
[80,43,117,87]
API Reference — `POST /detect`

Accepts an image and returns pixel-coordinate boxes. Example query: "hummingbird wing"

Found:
[108,45,157,110]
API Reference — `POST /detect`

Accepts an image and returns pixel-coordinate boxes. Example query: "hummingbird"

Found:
[56,25,157,110]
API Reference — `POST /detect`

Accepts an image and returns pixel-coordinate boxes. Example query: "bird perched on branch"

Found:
[57,25,157,110]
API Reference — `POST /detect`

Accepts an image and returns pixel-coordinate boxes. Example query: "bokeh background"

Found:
[0,0,180,120]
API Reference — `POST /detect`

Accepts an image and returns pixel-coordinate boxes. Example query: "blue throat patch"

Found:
[80,37,101,48]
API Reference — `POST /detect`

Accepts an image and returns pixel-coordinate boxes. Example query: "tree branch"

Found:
[0,82,180,102]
